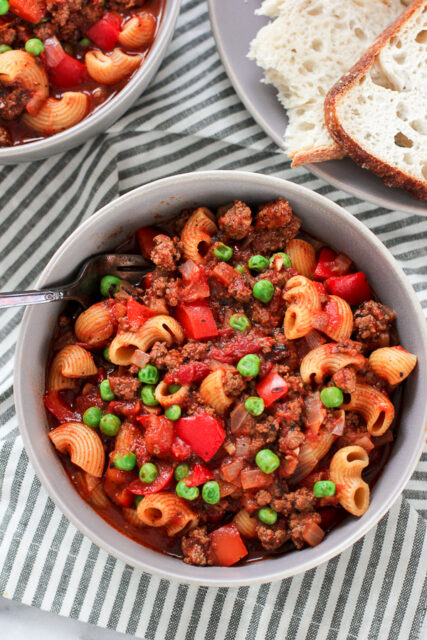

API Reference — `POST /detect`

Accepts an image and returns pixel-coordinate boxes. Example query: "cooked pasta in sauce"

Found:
[0,0,165,146]
[45,198,417,566]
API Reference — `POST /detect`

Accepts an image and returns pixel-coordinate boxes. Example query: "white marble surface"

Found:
[0,597,136,640]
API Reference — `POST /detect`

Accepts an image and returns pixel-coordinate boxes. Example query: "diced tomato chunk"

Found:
[164,362,210,386]
[256,371,288,408]
[325,272,371,306]
[176,414,225,462]
[127,297,156,329]
[171,437,192,461]
[210,336,262,364]
[179,260,210,301]
[138,415,174,458]
[314,248,336,280]
[175,301,218,340]
[185,463,214,487]
[44,390,80,422]
[108,400,141,418]
[136,226,159,259]
[240,468,273,490]
[211,262,236,287]
[127,461,174,495]
[210,524,248,566]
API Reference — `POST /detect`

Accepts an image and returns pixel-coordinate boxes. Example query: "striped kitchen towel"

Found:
[0,1,426,639]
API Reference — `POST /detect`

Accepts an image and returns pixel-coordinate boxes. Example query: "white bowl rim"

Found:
[14,170,427,586]
[0,0,181,162]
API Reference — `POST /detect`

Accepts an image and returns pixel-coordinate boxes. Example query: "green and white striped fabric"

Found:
[0,1,426,638]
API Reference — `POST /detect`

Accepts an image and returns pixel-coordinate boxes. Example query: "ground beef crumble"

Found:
[217,200,253,239]
[353,301,397,351]
[150,234,181,271]
[108,376,140,400]
[181,527,215,566]
[256,518,289,550]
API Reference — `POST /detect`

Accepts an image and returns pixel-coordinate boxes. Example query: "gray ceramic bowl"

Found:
[0,0,181,164]
[14,171,427,586]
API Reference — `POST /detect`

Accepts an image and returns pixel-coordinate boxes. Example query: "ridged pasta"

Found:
[49,422,105,477]
[300,342,366,384]
[286,239,316,278]
[85,48,142,85]
[316,295,353,342]
[136,492,197,536]
[284,275,321,339]
[123,507,145,528]
[108,315,184,365]
[199,369,233,415]
[75,302,115,345]
[0,50,48,114]
[118,12,157,49]
[48,345,97,391]
[154,380,190,407]
[290,429,336,485]
[369,346,417,385]
[233,509,257,538]
[330,446,370,517]
[23,92,89,134]
[181,207,218,264]
[341,383,395,437]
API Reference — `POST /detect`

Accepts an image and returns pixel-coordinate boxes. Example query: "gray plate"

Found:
[208,0,427,215]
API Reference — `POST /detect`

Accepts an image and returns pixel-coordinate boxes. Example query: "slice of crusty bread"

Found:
[325,0,427,201]
[248,0,410,166]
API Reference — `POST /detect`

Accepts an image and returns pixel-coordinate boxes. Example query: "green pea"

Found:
[141,384,159,406]
[82,406,102,428]
[214,242,233,262]
[139,462,158,483]
[248,255,269,272]
[113,451,136,471]
[229,313,251,332]
[134,495,143,507]
[244,396,265,417]
[138,364,159,384]
[103,346,111,362]
[100,275,122,297]
[320,387,344,408]
[270,252,292,269]
[99,379,115,401]
[165,404,181,421]
[235,264,248,275]
[237,353,260,378]
[168,383,181,394]
[0,0,9,15]
[80,37,91,46]
[255,449,280,474]
[99,414,121,437]
[313,480,336,498]
[174,464,189,481]
[25,38,44,56]
[202,481,220,504]
[258,507,278,525]
[176,480,199,501]
[253,279,274,303]
[0,44,11,53]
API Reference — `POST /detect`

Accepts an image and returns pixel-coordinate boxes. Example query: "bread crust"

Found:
[290,144,345,167]
[324,0,427,201]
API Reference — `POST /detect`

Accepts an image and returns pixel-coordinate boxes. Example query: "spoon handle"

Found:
[0,289,64,308]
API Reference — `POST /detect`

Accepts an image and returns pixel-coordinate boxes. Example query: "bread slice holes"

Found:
[394,132,413,148]
[403,153,413,165]
[298,121,315,130]
[422,166,427,181]
[312,39,322,52]
[303,60,315,73]
[396,103,409,120]
[354,28,367,40]
[307,6,322,15]
[415,30,427,44]
[357,95,366,105]
[409,119,427,135]
[393,53,406,65]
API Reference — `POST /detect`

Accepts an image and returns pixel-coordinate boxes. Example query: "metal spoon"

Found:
[0,254,151,309]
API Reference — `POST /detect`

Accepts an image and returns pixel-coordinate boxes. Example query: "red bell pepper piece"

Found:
[9,0,45,23]
[175,301,218,340]
[211,262,236,287]
[185,463,214,487]
[44,390,80,422]
[137,415,175,458]
[256,371,288,408]
[164,361,210,386]
[136,226,159,259]
[325,272,371,306]
[210,524,248,566]
[43,38,86,88]
[171,436,192,461]
[176,414,225,462]
[86,13,121,50]
[127,461,174,495]
[127,297,156,329]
